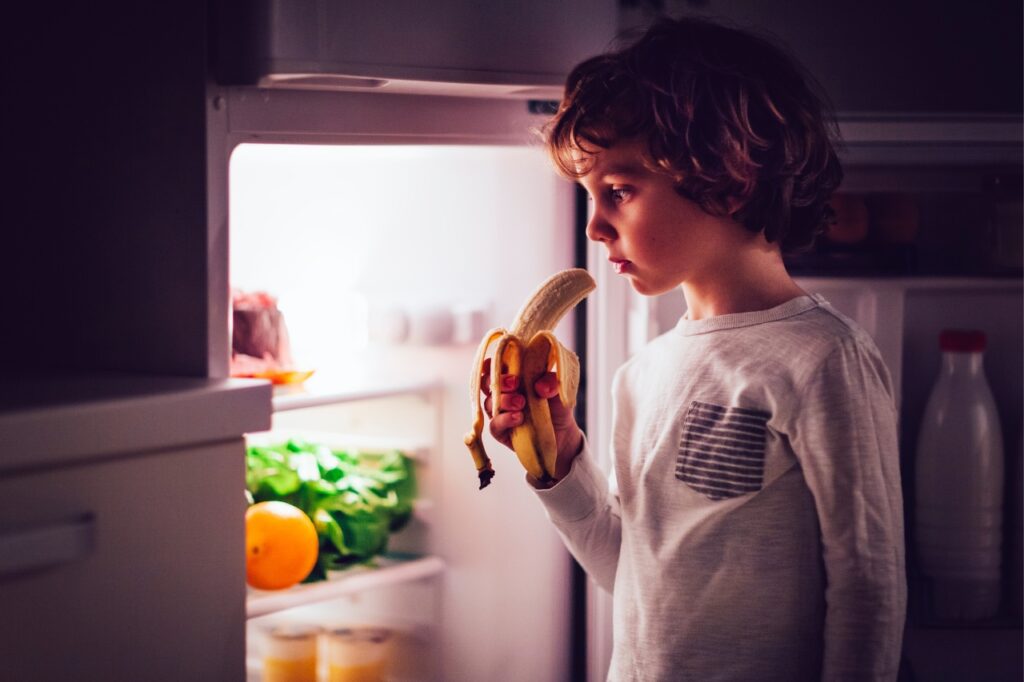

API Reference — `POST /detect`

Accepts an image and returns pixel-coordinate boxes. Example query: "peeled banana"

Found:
[464,268,596,489]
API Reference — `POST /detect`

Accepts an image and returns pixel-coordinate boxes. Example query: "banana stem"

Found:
[464,432,495,489]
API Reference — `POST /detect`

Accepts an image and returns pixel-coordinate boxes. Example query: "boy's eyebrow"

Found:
[599,162,648,179]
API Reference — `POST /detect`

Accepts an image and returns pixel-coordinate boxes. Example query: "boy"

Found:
[483,16,906,681]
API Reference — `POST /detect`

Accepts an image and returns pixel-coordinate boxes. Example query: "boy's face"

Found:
[578,139,728,297]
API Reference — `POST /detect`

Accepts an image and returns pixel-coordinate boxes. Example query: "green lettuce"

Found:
[246,439,418,582]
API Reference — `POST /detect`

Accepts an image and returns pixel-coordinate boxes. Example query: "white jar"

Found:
[915,329,1005,621]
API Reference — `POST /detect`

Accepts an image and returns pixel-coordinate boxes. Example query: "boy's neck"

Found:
[681,241,806,321]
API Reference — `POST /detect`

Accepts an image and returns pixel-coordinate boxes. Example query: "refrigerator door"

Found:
[583,238,634,682]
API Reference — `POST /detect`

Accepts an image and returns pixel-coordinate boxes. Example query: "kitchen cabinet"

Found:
[0,375,271,682]
[4,2,215,377]
[0,441,247,682]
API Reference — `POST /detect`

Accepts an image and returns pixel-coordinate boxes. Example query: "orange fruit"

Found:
[246,501,319,590]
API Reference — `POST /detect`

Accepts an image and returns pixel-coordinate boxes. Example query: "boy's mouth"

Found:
[609,258,631,274]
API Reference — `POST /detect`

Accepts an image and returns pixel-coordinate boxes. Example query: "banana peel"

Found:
[464,268,596,489]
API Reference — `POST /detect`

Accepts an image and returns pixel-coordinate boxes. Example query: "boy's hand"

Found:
[481,358,584,484]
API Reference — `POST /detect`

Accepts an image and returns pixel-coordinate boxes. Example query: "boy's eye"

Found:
[609,187,631,203]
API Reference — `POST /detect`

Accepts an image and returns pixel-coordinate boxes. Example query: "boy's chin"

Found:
[629,277,676,298]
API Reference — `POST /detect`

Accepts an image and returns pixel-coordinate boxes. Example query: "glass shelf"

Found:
[247,555,445,619]
[246,429,432,463]
[272,376,442,413]
[793,276,1023,291]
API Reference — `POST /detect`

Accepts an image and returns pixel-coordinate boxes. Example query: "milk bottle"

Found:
[915,329,1004,620]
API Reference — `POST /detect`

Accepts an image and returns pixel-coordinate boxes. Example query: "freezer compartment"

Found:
[214,0,616,97]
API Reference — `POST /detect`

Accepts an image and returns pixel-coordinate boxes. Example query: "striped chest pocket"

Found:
[676,401,770,501]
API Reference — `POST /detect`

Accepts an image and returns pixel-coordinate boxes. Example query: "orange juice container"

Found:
[326,627,393,682]
[262,624,320,682]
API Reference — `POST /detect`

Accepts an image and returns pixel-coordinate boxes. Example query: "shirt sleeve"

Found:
[786,337,907,681]
[531,436,622,593]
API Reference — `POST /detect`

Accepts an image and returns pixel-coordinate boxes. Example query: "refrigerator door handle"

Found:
[0,514,96,579]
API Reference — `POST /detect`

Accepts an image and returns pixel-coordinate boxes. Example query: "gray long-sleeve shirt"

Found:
[535,294,906,681]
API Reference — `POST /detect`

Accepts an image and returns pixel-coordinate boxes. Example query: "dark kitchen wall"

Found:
[2,2,212,376]
[621,0,1023,115]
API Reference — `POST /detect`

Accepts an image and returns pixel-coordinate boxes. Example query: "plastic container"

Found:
[915,329,1005,621]
[262,624,320,682]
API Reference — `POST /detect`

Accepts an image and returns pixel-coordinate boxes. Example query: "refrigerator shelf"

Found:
[794,276,1023,292]
[247,555,446,619]
[245,429,432,463]
[271,377,442,413]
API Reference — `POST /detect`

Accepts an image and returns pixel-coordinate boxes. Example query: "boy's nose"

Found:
[585,212,615,243]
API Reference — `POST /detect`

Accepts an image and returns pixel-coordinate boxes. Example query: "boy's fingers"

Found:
[485,389,524,414]
[534,372,560,399]
[500,392,525,411]
[489,410,523,436]
[535,371,577,430]
[480,360,520,397]
[481,358,491,396]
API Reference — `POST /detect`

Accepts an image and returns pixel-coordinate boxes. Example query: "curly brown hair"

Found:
[544,16,843,253]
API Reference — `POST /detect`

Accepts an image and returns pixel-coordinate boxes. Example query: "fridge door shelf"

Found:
[247,555,445,619]
[0,373,271,475]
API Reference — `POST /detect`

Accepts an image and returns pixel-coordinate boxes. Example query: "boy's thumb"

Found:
[535,372,574,427]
